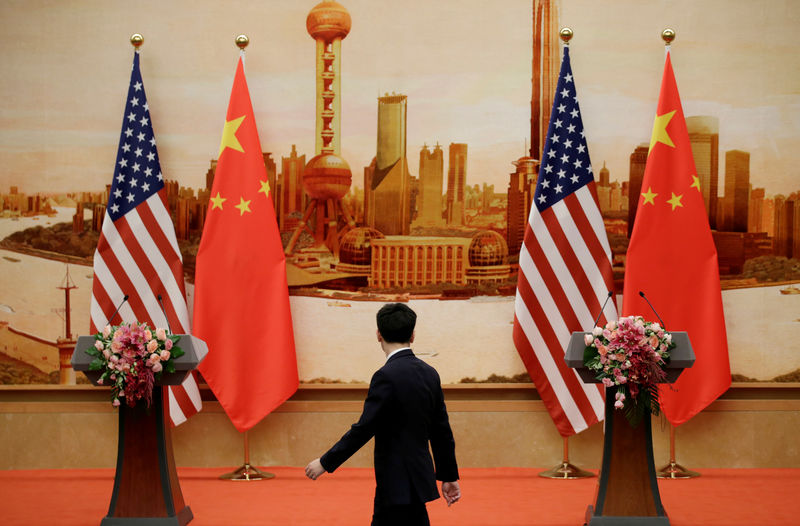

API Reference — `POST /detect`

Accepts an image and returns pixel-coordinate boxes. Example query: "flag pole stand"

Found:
[219,431,275,481]
[656,424,700,479]
[538,436,595,479]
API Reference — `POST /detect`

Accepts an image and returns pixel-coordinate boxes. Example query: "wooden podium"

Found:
[565,332,695,526]
[72,334,207,526]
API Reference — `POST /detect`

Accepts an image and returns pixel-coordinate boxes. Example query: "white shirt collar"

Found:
[386,347,411,362]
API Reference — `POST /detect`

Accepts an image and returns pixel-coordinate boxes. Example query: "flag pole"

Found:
[215,34,275,482]
[646,29,701,481]
[657,424,700,479]
[219,430,275,481]
[539,436,595,479]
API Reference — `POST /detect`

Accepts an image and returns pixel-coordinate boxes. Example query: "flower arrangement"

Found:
[85,322,183,408]
[583,315,674,425]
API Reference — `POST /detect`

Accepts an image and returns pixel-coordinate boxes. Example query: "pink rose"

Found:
[144,329,152,340]
[615,392,626,401]
[97,378,104,385]
[110,374,116,380]
[592,326,604,337]
[103,325,112,338]
[94,340,104,351]
[584,334,594,345]
[160,350,171,361]
[156,328,167,341]
[614,400,624,409]
[602,378,613,387]
[113,329,122,340]
[112,399,120,407]
[103,349,111,359]
[149,353,160,365]
[151,362,163,373]
[164,339,173,351]
[147,339,159,353]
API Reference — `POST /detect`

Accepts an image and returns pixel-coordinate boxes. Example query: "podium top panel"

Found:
[71,334,207,386]
[564,331,695,384]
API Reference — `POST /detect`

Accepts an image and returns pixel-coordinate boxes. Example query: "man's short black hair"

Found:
[376,303,417,344]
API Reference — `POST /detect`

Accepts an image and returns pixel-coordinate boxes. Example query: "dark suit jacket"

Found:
[320,349,459,506]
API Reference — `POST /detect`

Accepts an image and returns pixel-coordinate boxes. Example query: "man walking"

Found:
[305,303,461,525]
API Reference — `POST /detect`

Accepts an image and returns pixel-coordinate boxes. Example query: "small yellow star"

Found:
[641,187,658,206]
[234,197,252,216]
[649,110,676,154]
[667,192,684,211]
[690,174,701,192]
[258,179,271,197]
[218,115,246,157]
[209,192,226,210]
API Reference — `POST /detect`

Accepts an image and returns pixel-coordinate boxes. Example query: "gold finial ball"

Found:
[235,34,249,49]
[130,34,144,48]
[662,28,676,45]
[559,27,573,43]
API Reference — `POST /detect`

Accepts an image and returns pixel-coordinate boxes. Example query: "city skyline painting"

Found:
[0,0,798,386]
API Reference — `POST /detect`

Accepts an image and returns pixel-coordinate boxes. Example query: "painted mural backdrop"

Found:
[1,0,798,386]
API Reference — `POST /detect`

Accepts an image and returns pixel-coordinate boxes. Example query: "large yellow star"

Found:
[667,192,684,211]
[648,110,676,154]
[641,187,658,205]
[234,197,252,216]
[209,192,226,210]
[690,174,701,192]
[218,115,246,157]
[258,179,271,197]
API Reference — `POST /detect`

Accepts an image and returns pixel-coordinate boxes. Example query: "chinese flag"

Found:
[622,51,730,426]
[193,57,298,432]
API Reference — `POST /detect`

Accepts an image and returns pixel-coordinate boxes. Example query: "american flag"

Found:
[90,52,201,426]
[513,46,617,437]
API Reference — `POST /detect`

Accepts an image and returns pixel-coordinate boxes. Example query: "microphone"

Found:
[591,291,614,328]
[156,294,172,334]
[638,291,667,330]
[107,295,129,326]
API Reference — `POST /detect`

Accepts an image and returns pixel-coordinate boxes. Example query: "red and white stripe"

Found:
[513,183,617,437]
[90,192,201,426]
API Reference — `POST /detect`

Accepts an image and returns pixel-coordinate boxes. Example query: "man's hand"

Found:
[305,458,326,480]
[442,480,461,506]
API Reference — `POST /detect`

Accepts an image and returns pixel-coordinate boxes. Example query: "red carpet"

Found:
[1,467,797,525]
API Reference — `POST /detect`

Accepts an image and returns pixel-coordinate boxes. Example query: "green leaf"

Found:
[170,346,184,359]
[88,358,105,371]
[85,348,101,358]
[164,362,176,374]
[583,346,596,365]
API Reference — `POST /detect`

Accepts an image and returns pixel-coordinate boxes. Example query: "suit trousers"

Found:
[371,496,430,526]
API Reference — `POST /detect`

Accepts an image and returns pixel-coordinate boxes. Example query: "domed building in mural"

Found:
[335,227,384,276]
[466,230,511,284]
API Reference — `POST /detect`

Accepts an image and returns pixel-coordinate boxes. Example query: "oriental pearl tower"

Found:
[285,0,356,258]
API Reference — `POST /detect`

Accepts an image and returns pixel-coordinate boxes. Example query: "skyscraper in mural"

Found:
[686,116,719,230]
[368,93,411,235]
[530,0,560,160]
[627,144,648,237]
[446,143,467,225]
[416,143,444,226]
[286,0,355,256]
[506,156,537,255]
[723,150,750,233]
[280,145,306,231]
